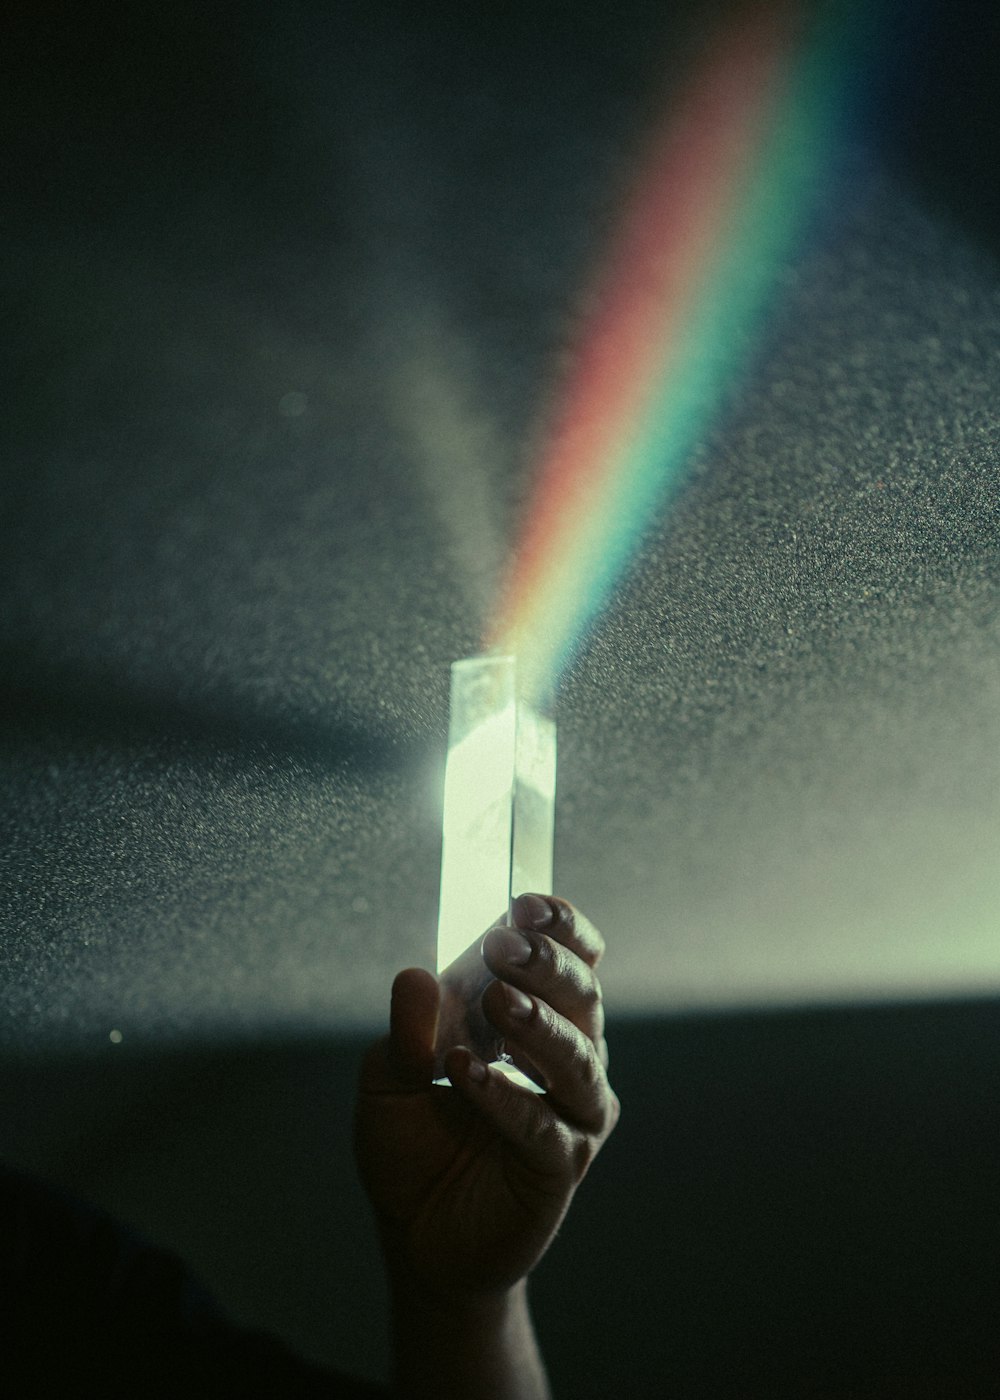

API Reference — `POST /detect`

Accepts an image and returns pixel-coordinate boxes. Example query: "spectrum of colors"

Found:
[486,0,875,708]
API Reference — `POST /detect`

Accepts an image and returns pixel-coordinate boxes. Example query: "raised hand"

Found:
[353,893,620,1302]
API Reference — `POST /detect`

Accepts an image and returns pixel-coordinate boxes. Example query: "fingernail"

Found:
[466,1056,488,1083]
[493,928,532,965]
[513,893,554,930]
[504,984,534,1019]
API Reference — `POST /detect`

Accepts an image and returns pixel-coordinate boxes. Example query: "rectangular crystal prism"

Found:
[434,655,556,1087]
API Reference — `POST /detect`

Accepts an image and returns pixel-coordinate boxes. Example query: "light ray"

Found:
[486,0,877,708]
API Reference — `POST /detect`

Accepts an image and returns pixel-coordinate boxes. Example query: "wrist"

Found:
[387,1275,548,1400]
[388,1268,529,1320]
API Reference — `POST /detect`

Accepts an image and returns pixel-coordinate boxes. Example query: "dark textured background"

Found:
[2,0,999,1393]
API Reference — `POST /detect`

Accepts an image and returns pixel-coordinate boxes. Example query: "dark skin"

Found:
[354,893,620,1304]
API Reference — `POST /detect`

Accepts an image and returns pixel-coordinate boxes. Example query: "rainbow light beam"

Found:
[486,0,877,708]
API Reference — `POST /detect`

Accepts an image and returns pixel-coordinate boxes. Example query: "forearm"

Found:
[388,1276,552,1400]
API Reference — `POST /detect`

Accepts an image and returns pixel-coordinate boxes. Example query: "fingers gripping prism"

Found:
[434,655,556,1086]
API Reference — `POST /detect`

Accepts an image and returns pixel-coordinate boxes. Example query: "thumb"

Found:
[359,967,441,1093]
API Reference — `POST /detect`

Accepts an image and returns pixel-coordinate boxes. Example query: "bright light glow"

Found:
[436,655,555,973]
[434,656,555,1095]
[436,656,517,973]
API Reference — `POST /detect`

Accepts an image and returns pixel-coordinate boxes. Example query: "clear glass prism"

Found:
[433,655,555,1090]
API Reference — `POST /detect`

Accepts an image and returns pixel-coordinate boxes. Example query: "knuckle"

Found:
[541,942,602,1008]
[549,899,606,968]
[522,1105,567,1158]
[592,1000,607,1040]
[524,1107,555,1144]
[569,1033,600,1090]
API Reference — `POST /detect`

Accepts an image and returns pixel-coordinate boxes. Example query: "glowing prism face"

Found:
[510,701,556,913]
[434,655,556,1084]
[436,656,556,973]
[436,656,518,974]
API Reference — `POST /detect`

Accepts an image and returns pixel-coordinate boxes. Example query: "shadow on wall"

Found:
[2,1000,1000,1398]
[0,646,420,777]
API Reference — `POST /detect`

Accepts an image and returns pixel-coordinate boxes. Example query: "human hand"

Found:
[353,893,620,1303]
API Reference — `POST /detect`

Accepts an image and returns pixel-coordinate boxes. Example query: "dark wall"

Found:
[3,3,999,1394]
[4,1002,999,1397]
